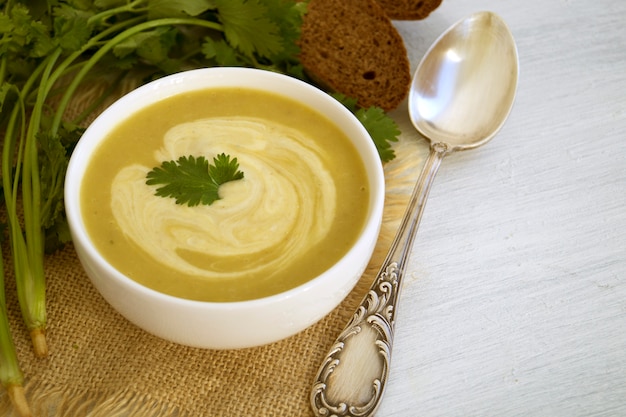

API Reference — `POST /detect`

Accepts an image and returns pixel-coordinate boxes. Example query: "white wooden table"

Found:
[377,0,626,415]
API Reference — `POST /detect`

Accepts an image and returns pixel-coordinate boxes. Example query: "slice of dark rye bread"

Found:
[375,0,442,20]
[297,0,411,111]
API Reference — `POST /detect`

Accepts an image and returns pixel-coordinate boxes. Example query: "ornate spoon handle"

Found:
[311,143,448,417]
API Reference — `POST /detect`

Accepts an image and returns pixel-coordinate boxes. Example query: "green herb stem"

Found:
[87,0,148,26]
[0,252,32,417]
[1,97,38,413]
[18,47,63,356]
[2,46,59,355]
[51,17,223,136]
[45,15,146,135]
[0,54,6,85]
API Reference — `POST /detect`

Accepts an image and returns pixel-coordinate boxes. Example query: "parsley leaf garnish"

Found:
[146,154,244,207]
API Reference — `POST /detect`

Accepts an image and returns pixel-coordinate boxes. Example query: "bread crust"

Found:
[375,0,443,20]
[298,0,411,111]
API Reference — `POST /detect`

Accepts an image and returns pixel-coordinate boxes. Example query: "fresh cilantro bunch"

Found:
[146,154,244,207]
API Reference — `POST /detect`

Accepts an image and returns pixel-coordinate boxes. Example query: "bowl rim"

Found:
[65,67,385,309]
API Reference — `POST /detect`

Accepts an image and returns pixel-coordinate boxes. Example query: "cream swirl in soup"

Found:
[81,87,369,302]
[110,117,336,279]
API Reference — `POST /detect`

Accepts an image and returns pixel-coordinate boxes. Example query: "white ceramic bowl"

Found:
[65,67,385,349]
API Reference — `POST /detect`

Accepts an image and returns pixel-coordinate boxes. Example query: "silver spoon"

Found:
[311,11,519,417]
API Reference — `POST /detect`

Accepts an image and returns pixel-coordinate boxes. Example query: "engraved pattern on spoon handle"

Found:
[311,143,447,417]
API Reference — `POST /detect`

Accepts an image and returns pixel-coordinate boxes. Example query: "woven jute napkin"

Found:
[0,79,425,417]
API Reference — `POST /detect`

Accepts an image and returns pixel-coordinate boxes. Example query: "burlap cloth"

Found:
[0,78,427,417]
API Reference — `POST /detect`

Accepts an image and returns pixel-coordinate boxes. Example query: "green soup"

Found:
[81,87,369,302]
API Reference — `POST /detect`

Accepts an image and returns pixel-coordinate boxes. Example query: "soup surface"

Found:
[81,87,369,302]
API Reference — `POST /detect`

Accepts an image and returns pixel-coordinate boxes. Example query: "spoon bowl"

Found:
[410,11,519,150]
[312,11,519,417]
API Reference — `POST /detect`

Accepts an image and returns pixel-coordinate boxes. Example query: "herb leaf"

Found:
[146,0,216,19]
[201,37,243,66]
[332,93,401,163]
[355,106,401,163]
[214,0,283,59]
[146,154,244,207]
